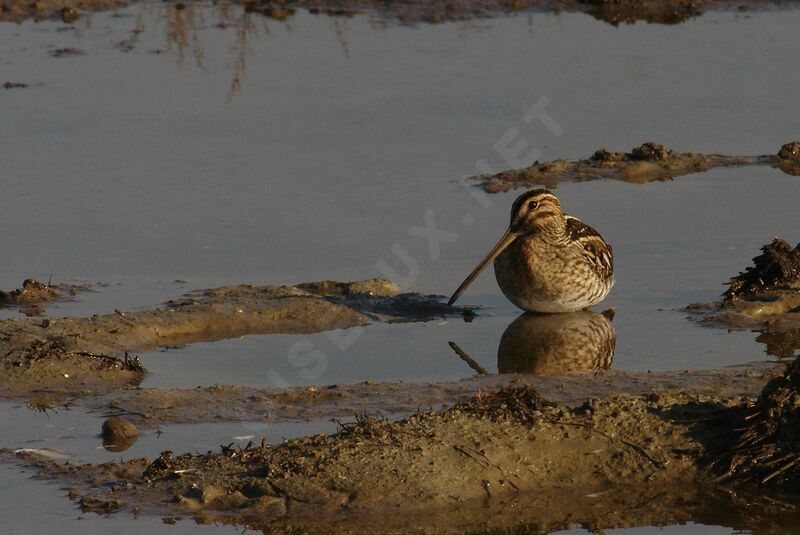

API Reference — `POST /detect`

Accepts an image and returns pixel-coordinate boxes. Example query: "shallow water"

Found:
[1,3,799,532]
[0,459,746,534]
[0,400,338,464]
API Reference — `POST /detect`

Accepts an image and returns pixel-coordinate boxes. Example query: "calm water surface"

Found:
[1,3,799,532]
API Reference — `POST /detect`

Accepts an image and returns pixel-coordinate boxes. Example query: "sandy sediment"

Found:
[0,279,454,398]
[9,361,800,532]
[477,142,799,193]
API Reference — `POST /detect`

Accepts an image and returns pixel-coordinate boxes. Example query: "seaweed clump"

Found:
[465,385,554,424]
[723,239,800,302]
[777,141,800,176]
[717,358,800,489]
[778,142,800,163]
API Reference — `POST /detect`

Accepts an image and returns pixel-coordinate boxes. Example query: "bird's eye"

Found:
[528,201,538,210]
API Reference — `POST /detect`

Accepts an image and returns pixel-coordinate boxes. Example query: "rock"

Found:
[102,416,139,452]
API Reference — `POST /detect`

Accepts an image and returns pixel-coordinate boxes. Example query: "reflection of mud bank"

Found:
[478,142,800,192]
[13,362,800,532]
[689,239,800,358]
[1,0,794,25]
[0,279,454,397]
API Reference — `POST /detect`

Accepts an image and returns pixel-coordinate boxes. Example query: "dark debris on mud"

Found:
[688,239,800,358]
[713,358,800,489]
[465,384,555,424]
[725,238,800,302]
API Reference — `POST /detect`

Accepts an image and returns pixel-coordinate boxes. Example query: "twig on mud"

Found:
[447,341,489,376]
[107,404,149,419]
[760,455,800,484]
[453,444,521,490]
[543,416,667,470]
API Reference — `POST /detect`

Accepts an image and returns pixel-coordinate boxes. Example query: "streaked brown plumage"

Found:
[448,189,614,313]
[497,310,616,374]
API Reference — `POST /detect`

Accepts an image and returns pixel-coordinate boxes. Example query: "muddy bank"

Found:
[101,360,776,425]
[689,238,800,357]
[11,363,800,532]
[0,279,454,398]
[1,339,145,398]
[478,142,798,192]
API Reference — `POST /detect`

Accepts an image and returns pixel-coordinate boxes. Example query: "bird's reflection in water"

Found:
[497,310,617,374]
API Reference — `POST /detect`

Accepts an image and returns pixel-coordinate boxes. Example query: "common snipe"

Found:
[448,189,614,313]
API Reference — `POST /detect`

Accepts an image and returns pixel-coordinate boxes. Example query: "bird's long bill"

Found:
[447,228,518,306]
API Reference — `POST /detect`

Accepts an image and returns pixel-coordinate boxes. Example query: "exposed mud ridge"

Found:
[100,360,776,425]
[10,369,800,533]
[0,279,88,317]
[0,339,145,398]
[0,0,792,24]
[688,239,800,358]
[0,279,455,398]
[478,142,797,192]
[236,0,793,26]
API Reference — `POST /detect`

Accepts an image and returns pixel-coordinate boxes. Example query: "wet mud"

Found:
[688,239,800,358]
[101,360,775,425]
[478,142,798,193]
[0,279,454,398]
[9,362,800,533]
[0,339,145,398]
